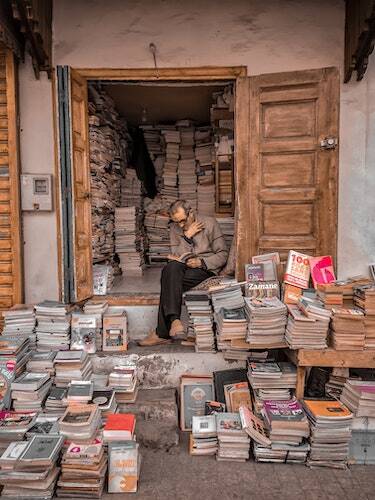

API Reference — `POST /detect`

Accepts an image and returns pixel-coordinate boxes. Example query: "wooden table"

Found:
[287,348,375,399]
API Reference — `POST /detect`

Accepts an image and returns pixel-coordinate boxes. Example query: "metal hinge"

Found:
[320,137,338,150]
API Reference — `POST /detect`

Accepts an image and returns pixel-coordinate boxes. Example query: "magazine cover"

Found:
[309,255,336,288]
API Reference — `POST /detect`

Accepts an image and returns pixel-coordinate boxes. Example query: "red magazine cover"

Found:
[309,255,336,288]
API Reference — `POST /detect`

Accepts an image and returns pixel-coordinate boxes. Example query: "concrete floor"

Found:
[110,266,162,295]
[101,433,375,500]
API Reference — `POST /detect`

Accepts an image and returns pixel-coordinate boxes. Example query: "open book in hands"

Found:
[167,252,196,264]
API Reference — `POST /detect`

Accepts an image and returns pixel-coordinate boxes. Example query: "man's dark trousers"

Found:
[156,261,212,339]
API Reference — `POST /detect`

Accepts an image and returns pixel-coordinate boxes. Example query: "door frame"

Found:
[55,66,248,304]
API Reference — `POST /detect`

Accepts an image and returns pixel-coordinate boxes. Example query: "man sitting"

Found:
[139,200,228,346]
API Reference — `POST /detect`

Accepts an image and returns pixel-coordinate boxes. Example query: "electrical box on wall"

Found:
[21,174,53,211]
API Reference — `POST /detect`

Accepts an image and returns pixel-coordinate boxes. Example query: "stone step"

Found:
[92,342,245,389]
[119,388,179,450]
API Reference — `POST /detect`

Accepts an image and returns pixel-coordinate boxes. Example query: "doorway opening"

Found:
[87,79,237,299]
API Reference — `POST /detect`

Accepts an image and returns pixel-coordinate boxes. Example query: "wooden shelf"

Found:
[287,348,375,368]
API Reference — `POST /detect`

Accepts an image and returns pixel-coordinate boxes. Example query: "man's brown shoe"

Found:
[170,319,185,337]
[138,330,172,346]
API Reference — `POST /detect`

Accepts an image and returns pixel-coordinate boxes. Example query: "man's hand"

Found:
[184,221,204,239]
[186,257,202,268]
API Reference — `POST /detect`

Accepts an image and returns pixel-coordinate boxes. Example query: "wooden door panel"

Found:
[249,68,339,267]
[70,69,92,302]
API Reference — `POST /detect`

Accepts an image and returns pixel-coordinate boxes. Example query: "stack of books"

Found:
[44,387,68,416]
[285,304,329,349]
[0,335,30,409]
[253,441,310,464]
[11,372,52,412]
[216,412,250,462]
[303,399,353,468]
[354,284,375,348]
[215,306,247,348]
[82,300,108,351]
[0,435,64,500]
[325,368,350,398]
[2,305,36,349]
[262,398,310,446]
[316,283,344,308]
[144,197,170,263]
[120,168,143,208]
[70,312,100,354]
[340,379,375,417]
[161,129,180,205]
[184,291,215,352]
[59,404,102,441]
[103,413,135,444]
[25,414,59,437]
[35,301,71,351]
[247,362,297,391]
[0,411,37,452]
[252,388,292,414]
[245,297,287,346]
[115,206,145,276]
[178,126,197,209]
[109,365,138,404]
[26,351,56,377]
[190,415,218,456]
[56,440,107,499]
[330,307,365,350]
[195,129,215,216]
[216,217,234,250]
[211,284,244,313]
[66,380,94,404]
[142,125,165,188]
[54,351,92,388]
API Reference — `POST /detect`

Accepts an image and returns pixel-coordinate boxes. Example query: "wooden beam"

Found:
[294,348,375,368]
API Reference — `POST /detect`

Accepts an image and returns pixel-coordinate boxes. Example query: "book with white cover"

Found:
[192,415,217,438]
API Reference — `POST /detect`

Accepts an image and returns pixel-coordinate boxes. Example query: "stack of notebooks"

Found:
[330,307,365,350]
[59,404,102,441]
[184,291,215,352]
[35,301,72,351]
[26,351,56,377]
[303,399,353,468]
[56,440,107,499]
[144,197,170,263]
[245,297,287,347]
[215,306,247,348]
[216,412,250,462]
[109,365,138,404]
[161,129,180,205]
[54,351,92,388]
[115,206,145,276]
[285,304,329,349]
[103,413,135,444]
[11,372,52,412]
[2,305,36,349]
[247,362,297,391]
[120,168,143,208]
[211,284,244,313]
[340,379,375,417]
[262,398,310,446]
[190,414,218,456]
[0,435,64,500]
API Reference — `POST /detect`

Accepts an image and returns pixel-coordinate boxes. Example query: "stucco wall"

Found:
[18,0,375,302]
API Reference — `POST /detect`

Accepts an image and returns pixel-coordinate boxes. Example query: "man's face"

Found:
[171,207,194,231]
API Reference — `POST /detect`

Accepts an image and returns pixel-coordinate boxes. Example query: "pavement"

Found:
[102,433,375,500]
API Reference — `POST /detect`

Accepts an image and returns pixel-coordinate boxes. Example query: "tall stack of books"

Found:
[190,415,218,456]
[161,129,180,205]
[303,399,353,468]
[354,284,375,348]
[109,365,138,405]
[216,412,250,462]
[35,301,71,352]
[142,125,165,189]
[56,440,107,498]
[144,197,170,264]
[0,435,64,500]
[285,304,329,349]
[245,297,287,346]
[215,306,247,349]
[340,379,375,416]
[184,291,215,352]
[178,126,197,210]
[216,217,234,250]
[120,168,143,208]
[195,128,215,216]
[2,305,36,349]
[11,372,52,412]
[115,206,145,276]
[53,351,92,388]
[330,307,365,350]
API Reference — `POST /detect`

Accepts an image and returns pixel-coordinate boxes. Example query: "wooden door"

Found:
[70,69,92,301]
[244,68,339,273]
[0,46,22,322]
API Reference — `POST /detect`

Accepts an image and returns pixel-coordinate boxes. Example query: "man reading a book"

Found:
[140,200,228,346]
